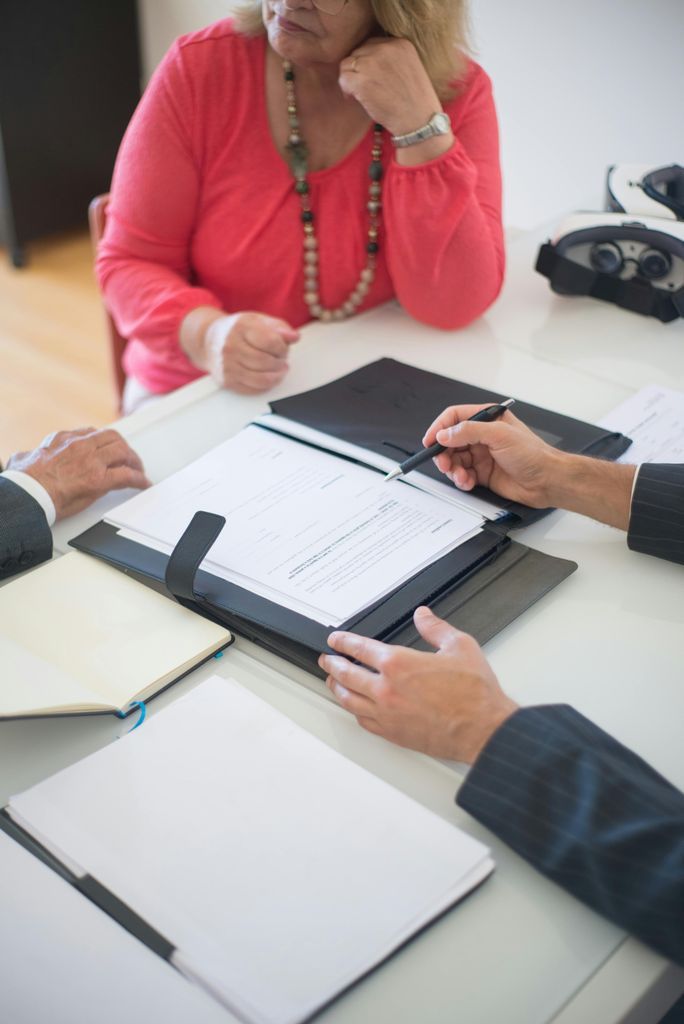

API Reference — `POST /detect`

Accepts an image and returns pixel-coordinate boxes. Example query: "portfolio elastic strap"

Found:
[165,511,226,603]
[536,244,684,323]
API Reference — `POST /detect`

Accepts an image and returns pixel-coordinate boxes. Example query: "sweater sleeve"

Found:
[382,65,504,330]
[457,704,684,967]
[96,40,223,357]
[627,463,684,564]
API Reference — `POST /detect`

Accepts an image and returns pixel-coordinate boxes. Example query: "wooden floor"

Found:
[0,229,116,462]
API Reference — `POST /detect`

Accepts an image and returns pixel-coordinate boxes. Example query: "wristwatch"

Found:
[391,111,452,148]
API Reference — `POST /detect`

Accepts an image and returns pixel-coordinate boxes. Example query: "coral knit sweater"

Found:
[97,20,504,395]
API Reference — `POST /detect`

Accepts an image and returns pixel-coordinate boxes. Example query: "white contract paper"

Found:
[107,426,484,626]
[600,385,684,464]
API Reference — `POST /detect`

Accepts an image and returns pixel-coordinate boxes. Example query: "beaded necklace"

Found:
[283,59,383,321]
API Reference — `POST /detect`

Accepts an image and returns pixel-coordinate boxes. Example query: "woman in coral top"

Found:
[98,0,504,410]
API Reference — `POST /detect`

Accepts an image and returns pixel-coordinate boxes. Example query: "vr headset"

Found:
[606,163,684,221]
[536,164,684,322]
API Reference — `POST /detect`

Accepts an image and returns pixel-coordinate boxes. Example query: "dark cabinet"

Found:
[0,1,141,266]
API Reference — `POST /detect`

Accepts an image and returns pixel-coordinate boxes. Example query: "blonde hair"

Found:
[232,1,470,100]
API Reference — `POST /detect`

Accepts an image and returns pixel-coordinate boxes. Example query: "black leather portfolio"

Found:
[70,359,632,677]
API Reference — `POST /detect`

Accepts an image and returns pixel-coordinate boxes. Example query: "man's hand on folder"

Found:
[424,404,636,530]
[319,607,518,764]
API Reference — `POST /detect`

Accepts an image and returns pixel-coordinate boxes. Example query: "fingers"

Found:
[435,417,515,451]
[356,716,383,736]
[447,465,478,491]
[242,317,299,359]
[325,676,377,718]
[412,606,464,651]
[104,465,151,492]
[325,630,393,671]
[423,404,493,447]
[237,349,289,374]
[338,68,358,99]
[231,367,289,394]
[243,329,291,362]
[94,434,146,473]
[260,316,300,344]
[318,649,378,697]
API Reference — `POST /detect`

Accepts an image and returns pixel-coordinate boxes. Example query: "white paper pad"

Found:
[0,832,232,1024]
[600,385,684,464]
[9,676,494,1024]
[255,414,508,520]
[106,426,486,626]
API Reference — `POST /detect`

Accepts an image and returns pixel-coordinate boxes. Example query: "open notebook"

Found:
[7,675,494,1024]
[0,552,232,719]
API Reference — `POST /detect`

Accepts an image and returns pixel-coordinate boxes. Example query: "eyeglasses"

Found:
[312,0,350,15]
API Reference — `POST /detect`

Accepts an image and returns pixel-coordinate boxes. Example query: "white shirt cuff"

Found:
[629,463,642,507]
[1,470,57,527]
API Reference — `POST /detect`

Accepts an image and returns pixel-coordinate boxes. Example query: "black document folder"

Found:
[270,358,632,526]
[70,359,631,676]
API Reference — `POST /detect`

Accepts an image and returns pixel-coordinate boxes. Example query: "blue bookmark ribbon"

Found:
[116,700,147,732]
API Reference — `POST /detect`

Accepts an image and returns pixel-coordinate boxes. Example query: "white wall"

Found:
[138,0,233,72]
[138,0,684,228]
[469,0,683,227]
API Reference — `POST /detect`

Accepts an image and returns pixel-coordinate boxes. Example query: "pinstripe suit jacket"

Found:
[628,463,684,564]
[457,463,684,966]
[0,477,53,580]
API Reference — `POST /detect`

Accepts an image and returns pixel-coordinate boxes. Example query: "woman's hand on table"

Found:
[181,308,300,394]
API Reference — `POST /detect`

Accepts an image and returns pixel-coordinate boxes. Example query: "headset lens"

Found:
[590,242,623,275]
[639,249,671,280]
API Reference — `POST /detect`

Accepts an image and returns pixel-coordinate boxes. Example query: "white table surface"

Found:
[2,222,683,1024]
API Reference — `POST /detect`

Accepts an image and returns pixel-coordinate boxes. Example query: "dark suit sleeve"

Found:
[0,476,53,579]
[457,705,684,966]
[628,463,684,564]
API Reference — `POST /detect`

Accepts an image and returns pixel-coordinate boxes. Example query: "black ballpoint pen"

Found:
[383,398,516,481]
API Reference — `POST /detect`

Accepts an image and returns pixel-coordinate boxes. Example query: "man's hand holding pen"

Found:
[423,403,560,507]
[424,403,636,530]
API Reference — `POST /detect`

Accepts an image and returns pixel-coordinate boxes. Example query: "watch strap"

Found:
[391,112,451,149]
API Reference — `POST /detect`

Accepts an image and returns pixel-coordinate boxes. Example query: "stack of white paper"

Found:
[107,426,486,626]
[600,384,684,464]
[0,832,229,1024]
[9,676,494,1024]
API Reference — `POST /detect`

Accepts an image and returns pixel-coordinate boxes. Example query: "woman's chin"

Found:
[267,24,322,64]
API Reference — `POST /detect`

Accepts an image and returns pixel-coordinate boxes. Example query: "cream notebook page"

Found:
[0,552,230,716]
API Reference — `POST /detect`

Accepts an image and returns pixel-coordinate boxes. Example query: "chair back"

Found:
[88,194,127,412]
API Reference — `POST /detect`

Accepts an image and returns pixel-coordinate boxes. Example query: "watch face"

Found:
[432,112,451,134]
